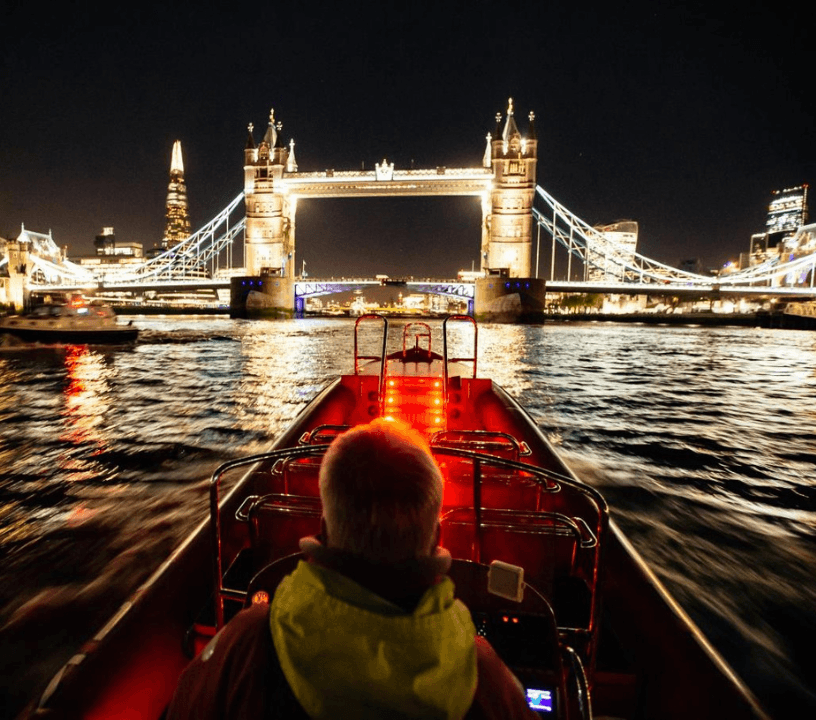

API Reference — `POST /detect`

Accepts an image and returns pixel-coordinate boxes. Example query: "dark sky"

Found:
[2,1,813,279]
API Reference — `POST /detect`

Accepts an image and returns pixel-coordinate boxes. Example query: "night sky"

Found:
[2,2,813,279]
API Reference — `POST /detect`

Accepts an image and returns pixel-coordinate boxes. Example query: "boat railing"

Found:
[431,429,532,460]
[399,321,433,357]
[298,424,352,446]
[353,313,388,378]
[442,315,477,404]
[209,444,331,627]
[209,443,608,677]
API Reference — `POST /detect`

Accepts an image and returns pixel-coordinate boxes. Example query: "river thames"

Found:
[0,316,814,719]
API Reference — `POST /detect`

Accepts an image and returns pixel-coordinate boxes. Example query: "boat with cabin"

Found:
[0,293,138,345]
[18,316,769,719]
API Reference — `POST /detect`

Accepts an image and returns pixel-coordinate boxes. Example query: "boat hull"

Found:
[0,326,139,344]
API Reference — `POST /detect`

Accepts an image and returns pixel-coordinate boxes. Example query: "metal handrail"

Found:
[353,314,388,413]
[209,444,330,628]
[209,443,608,630]
[400,322,433,357]
[562,645,593,720]
[431,429,529,459]
[441,506,599,550]
[443,315,477,406]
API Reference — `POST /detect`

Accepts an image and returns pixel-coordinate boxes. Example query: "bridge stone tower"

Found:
[482,99,538,277]
[475,99,545,321]
[231,109,296,317]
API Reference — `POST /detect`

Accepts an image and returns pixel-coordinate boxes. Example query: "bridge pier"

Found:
[474,276,546,323]
[229,274,294,319]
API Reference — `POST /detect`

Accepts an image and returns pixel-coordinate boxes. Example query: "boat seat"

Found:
[440,508,594,616]
[265,455,324,496]
[437,458,544,511]
[247,495,322,570]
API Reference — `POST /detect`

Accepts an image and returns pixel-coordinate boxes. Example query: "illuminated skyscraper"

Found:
[162,140,191,248]
[765,185,808,248]
[748,185,810,267]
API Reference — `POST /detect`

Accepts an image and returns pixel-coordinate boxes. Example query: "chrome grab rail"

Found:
[400,321,433,358]
[209,444,330,628]
[442,315,477,406]
[440,506,599,550]
[210,444,608,635]
[353,314,388,400]
[431,429,529,461]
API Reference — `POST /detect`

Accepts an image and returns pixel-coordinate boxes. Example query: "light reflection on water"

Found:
[0,317,814,719]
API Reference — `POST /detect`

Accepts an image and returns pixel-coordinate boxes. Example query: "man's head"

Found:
[319,418,443,563]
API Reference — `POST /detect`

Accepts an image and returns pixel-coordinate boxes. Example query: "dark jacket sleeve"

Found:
[166,605,535,720]
[165,603,273,720]
[467,635,540,719]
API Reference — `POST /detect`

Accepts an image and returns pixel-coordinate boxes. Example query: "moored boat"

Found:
[0,294,138,345]
[19,316,770,719]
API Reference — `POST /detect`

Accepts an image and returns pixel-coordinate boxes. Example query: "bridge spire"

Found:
[263,108,277,148]
[502,97,520,143]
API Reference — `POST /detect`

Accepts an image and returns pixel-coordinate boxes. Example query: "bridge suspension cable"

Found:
[533,185,816,288]
[27,193,245,289]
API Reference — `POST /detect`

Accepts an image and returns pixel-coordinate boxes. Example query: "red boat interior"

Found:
[201,316,608,718]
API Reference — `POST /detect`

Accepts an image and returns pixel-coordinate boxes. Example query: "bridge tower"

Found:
[231,109,296,317]
[475,99,545,320]
[482,99,538,277]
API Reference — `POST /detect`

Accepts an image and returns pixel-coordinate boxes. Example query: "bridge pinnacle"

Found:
[287,139,298,172]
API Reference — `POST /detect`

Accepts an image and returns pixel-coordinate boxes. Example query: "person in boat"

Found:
[166,418,536,719]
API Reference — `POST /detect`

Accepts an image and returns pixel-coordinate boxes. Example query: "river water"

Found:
[0,316,814,719]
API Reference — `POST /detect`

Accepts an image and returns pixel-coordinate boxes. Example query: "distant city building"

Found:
[749,185,810,269]
[94,227,143,258]
[71,227,144,273]
[587,220,638,281]
[766,185,808,248]
[678,258,701,274]
[162,140,191,248]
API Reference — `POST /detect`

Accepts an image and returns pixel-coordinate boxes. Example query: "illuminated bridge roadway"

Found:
[6,186,816,302]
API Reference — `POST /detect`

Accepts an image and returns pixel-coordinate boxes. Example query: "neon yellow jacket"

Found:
[269,560,478,720]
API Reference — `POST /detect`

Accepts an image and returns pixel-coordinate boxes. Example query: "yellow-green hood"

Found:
[269,560,477,719]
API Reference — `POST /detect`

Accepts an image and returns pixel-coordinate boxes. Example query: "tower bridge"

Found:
[4,99,816,318]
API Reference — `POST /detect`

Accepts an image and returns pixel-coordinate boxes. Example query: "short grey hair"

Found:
[319,418,443,562]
